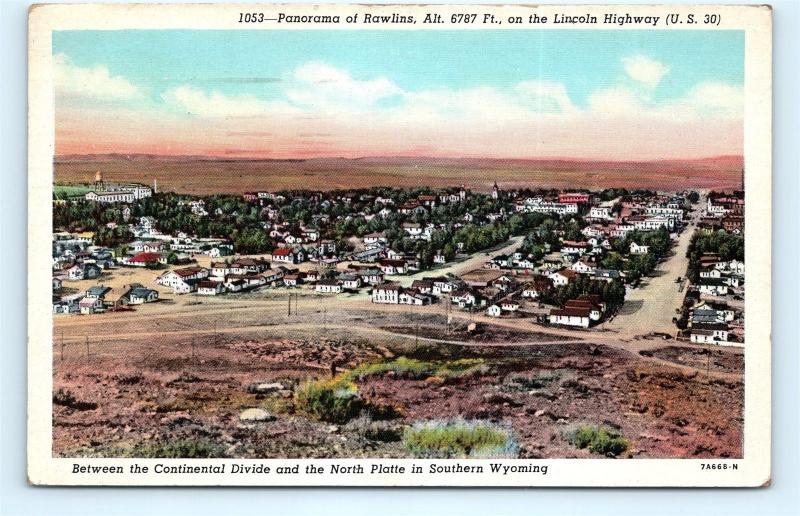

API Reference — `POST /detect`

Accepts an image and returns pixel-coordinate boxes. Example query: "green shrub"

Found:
[570,425,629,456]
[345,357,484,381]
[294,379,364,424]
[403,419,518,458]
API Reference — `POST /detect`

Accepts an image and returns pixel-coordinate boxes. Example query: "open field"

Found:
[53,289,743,459]
[54,155,743,195]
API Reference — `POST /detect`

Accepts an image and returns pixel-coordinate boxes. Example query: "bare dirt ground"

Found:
[53,290,743,459]
[54,156,743,195]
[606,218,696,335]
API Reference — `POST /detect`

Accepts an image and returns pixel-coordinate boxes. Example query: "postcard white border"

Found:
[28,3,772,487]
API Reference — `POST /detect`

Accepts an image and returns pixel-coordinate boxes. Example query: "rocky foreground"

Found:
[53,337,742,459]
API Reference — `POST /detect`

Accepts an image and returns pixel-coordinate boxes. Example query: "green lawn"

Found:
[53,184,92,198]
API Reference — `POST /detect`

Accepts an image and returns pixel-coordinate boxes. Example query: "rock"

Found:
[247,382,284,394]
[278,389,293,398]
[327,425,340,434]
[239,408,275,422]
[534,409,546,417]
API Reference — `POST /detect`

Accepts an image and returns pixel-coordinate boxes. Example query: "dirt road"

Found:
[606,221,695,336]
[387,236,525,287]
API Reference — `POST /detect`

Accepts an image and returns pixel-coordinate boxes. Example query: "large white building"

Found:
[515,198,579,215]
[84,173,153,203]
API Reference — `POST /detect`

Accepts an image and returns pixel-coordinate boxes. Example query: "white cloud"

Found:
[588,81,743,121]
[286,61,402,109]
[133,60,742,159]
[515,80,578,114]
[54,53,142,101]
[681,82,744,117]
[621,55,670,88]
[587,87,645,115]
[161,85,297,118]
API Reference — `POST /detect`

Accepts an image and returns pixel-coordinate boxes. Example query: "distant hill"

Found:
[54,154,744,195]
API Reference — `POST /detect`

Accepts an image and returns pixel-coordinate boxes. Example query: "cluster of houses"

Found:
[53,283,159,314]
[239,187,482,271]
[699,191,744,234]
[685,255,745,345]
[686,299,740,345]
[513,192,684,233]
[682,191,746,345]
[55,186,697,331]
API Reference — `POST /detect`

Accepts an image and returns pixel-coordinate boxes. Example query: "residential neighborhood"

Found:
[52,182,743,345]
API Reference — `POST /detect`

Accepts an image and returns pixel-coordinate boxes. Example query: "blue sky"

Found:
[52,30,745,159]
[53,30,743,107]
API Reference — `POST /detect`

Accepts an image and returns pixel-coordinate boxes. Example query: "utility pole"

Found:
[85,335,89,359]
[60,331,65,363]
[287,293,291,316]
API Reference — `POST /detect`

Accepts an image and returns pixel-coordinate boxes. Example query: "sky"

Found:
[53,30,744,160]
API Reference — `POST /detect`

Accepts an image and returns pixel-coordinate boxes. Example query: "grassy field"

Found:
[54,156,743,195]
[53,184,92,197]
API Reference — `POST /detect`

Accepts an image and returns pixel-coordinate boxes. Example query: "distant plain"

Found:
[54,155,744,195]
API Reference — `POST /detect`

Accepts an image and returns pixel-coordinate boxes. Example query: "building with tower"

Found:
[84,172,153,204]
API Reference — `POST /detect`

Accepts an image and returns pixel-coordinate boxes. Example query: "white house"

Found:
[402,223,424,239]
[340,275,362,290]
[550,269,578,286]
[690,323,729,344]
[316,279,343,293]
[560,241,589,255]
[571,259,596,275]
[589,206,613,220]
[629,242,650,255]
[210,262,231,279]
[378,259,407,275]
[500,298,520,312]
[486,304,502,317]
[548,307,590,328]
[271,247,305,264]
[363,232,388,246]
[125,286,159,304]
[698,279,729,296]
[451,290,479,308]
[78,296,105,315]
[197,281,225,296]
[428,277,455,295]
[372,283,401,304]
[156,267,209,289]
[399,290,431,305]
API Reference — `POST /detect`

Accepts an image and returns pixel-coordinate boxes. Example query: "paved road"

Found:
[606,221,695,336]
